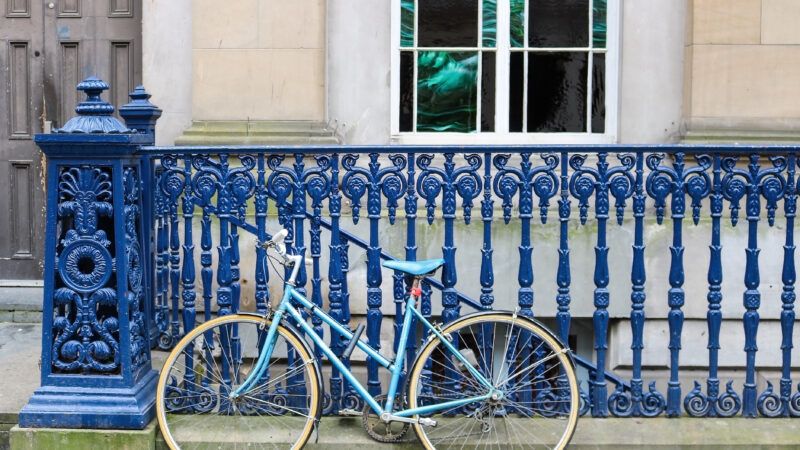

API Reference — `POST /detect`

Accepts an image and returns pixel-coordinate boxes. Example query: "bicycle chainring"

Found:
[361,394,412,443]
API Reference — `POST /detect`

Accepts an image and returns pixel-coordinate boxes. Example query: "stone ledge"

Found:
[175,120,340,145]
[10,422,157,450]
[10,418,797,449]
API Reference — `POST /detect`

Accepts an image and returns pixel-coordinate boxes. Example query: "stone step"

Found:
[0,287,42,323]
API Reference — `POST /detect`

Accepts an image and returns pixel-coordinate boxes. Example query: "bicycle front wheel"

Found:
[156,314,321,450]
[407,312,579,450]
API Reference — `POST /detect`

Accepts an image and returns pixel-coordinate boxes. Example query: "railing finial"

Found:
[55,76,130,134]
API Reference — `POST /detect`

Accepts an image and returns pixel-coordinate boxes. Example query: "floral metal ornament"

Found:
[53,166,119,373]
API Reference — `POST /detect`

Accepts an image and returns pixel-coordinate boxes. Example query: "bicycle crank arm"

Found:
[381,413,437,427]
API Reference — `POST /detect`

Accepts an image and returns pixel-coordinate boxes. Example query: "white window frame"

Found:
[390,0,621,145]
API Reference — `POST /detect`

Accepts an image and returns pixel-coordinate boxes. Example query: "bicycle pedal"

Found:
[337,408,362,417]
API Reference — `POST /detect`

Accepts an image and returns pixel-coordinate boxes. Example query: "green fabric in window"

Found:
[417,51,478,133]
[483,0,497,47]
[593,0,607,48]
[510,0,525,47]
[401,0,414,47]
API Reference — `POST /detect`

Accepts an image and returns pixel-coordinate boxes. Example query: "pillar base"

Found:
[18,370,157,429]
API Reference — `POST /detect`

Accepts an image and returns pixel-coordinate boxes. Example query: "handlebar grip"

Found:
[271,228,289,245]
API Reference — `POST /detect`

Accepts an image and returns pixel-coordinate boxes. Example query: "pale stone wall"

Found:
[686,0,800,132]
[617,0,689,143]
[142,0,193,145]
[191,0,326,122]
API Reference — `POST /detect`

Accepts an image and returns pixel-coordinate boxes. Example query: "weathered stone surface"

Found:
[10,423,156,450]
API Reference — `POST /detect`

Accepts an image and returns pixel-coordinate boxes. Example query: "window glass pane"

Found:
[508,51,524,132]
[417,51,478,132]
[527,52,587,132]
[481,52,496,132]
[401,0,414,47]
[591,54,605,133]
[483,0,497,47]
[529,0,589,48]
[593,0,607,48]
[400,51,414,132]
[419,0,479,47]
[510,0,525,48]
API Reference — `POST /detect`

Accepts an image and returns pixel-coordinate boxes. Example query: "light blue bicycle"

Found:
[157,229,580,449]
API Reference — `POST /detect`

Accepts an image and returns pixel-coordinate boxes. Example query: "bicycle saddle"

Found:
[382,258,445,276]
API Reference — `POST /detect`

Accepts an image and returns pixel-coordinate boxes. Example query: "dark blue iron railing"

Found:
[22,79,800,430]
[144,144,800,419]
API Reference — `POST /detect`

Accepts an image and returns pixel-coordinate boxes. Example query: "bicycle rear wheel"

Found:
[407,312,579,450]
[156,314,321,450]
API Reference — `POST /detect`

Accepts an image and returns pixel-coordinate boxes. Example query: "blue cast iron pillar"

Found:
[119,86,162,349]
[18,78,159,429]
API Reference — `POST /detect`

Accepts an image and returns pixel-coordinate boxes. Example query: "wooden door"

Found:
[0,0,142,281]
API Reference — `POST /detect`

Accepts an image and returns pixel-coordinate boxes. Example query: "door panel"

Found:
[0,0,45,280]
[0,0,142,280]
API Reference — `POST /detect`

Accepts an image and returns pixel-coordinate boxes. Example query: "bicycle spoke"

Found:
[158,316,319,449]
[408,315,578,450]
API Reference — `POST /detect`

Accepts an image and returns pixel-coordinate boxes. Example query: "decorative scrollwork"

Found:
[417,153,481,224]
[790,385,800,416]
[757,381,783,417]
[609,381,666,417]
[567,155,595,224]
[720,155,785,227]
[341,153,406,224]
[717,381,743,417]
[123,167,148,369]
[493,153,559,224]
[53,166,121,374]
[686,380,742,417]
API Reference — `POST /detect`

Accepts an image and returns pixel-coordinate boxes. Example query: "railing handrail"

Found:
[138,144,800,155]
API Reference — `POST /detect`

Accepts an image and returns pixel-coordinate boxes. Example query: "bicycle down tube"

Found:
[232,283,496,418]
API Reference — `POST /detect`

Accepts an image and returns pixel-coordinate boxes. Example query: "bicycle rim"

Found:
[156,314,320,450]
[407,313,579,450]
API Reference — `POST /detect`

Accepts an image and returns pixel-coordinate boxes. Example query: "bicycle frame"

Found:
[233,282,497,419]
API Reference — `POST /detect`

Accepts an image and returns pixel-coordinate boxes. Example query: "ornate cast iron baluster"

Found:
[179,157,198,396]
[342,153,407,397]
[648,152,713,416]
[339,234,361,409]
[254,154,270,316]
[476,152,494,385]
[403,153,419,379]
[418,152,481,408]
[556,151,576,415]
[684,154,742,417]
[163,159,183,346]
[722,154,786,416]
[758,154,797,417]
[493,152,558,410]
[480,152,494,313]
[556,151,572,350]
[154,169,172,350]
[251,154,272,403]
[308,159,331,361]
[327,154,346,413]
[791,158,800,417]
[306,156,331,412]
[159,156,186,348]
[269,153,330,405]
[190,157,217,389]
[608,152,666,417]
[569,152,635,417]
